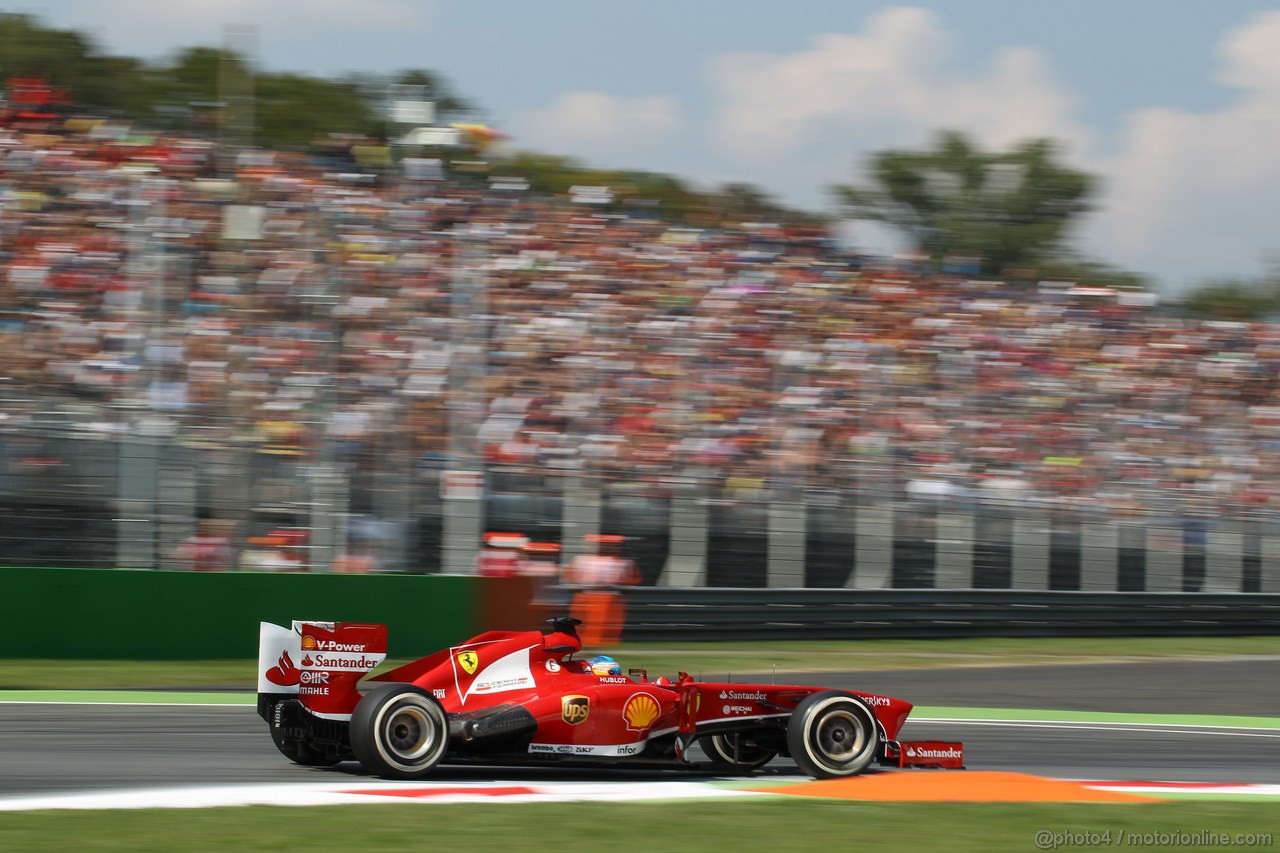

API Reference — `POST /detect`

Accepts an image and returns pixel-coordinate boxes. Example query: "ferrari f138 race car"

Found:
[257,617,963,780]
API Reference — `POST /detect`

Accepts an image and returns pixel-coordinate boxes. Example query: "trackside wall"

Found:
[1,568,535,660]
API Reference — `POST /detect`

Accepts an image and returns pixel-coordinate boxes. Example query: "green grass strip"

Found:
[0,690,253,705]
[2,637,1276,690]
[3,691,1278,731]
[0,801,1275,852]
[1150,792,1280,801]
[913,706,1280,729]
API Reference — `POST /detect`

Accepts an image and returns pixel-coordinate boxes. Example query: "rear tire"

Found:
[786,691,879,779]
[350,684,449,779]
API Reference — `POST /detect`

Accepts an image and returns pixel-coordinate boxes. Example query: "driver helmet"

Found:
[587,655,621,676]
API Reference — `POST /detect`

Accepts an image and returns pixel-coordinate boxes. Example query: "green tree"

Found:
[1180,280,1278,320]
[492,151,598,195]
[144,49,382,148]
[139,47,237,134]
[0,14,474,150]
[490,152,704,219]
[0,13,143,113]
[256,73,379,148]
[162,47,226,102]
[1034,256,1150,292]
[712,182,828,227]
[490,154,827,225]
[832,131,1094,275]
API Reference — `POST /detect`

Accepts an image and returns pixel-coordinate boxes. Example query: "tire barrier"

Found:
[617,588,1280,641]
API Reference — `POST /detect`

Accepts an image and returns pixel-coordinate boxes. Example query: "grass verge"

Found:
[0,801,1275,852]
[617,635,1280,677]
[0,635,1274,690]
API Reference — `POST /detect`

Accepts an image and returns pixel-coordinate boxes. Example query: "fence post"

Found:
[1011,508,1050,589]
[1261,522,1280,593]
[562,474,602,565]
[116,432,159,569]
[155,448,196,571]
[441,472,484,574]
[849,502,893,589]
[935,508,974,589]
[309,465,348,572]
[1144,523,1182,591]
[1205,518,1244,592]
[662,493,707,587]
[372,405,412,572]
[1080,520,1119,591]
[767,501,806,587]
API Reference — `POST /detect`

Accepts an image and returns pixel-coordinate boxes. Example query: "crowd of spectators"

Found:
[3,119,1280,538]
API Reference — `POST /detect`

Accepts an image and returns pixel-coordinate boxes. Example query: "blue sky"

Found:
[24,1,1280,295]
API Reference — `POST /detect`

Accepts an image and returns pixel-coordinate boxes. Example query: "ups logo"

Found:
[561,695,590,725]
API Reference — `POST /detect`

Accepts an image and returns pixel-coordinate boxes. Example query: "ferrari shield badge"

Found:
[456,650,479,675]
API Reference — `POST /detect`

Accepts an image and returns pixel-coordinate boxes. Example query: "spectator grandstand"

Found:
[1,116,1277,587]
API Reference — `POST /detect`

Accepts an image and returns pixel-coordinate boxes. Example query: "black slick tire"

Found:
[785,691,879,779]
[350,684,449,779]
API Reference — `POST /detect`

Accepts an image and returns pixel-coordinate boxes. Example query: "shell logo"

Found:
[301,635,316,650]
[622,692,661,732]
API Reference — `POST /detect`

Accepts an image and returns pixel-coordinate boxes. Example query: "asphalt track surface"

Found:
[1,659,1277,796]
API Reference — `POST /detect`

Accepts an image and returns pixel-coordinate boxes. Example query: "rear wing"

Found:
[258,620,387,720]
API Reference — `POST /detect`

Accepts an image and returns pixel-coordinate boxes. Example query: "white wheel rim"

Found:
[813,708,868,765]
[377,700,443,766]
[800,697,876,774]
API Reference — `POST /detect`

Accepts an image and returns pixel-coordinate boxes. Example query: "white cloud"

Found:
[513,91,682,164]
[706,6,1089,164]
[701,6,1280,294]
[1084,10,1280,291]
[1218,9,1280,93]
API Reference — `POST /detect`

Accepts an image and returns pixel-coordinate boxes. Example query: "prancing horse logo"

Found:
[456,650,479,675]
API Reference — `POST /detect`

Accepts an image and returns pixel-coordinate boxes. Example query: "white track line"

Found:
[0,701,252,708]
[1080,782,1280,796]
[914,719,1280,737]
[0,781,765,811]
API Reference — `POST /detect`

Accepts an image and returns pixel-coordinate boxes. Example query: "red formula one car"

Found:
[256,617,963,780]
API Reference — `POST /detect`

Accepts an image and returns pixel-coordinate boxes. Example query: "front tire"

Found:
[786,691,879,779]
[350,684,449,779]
